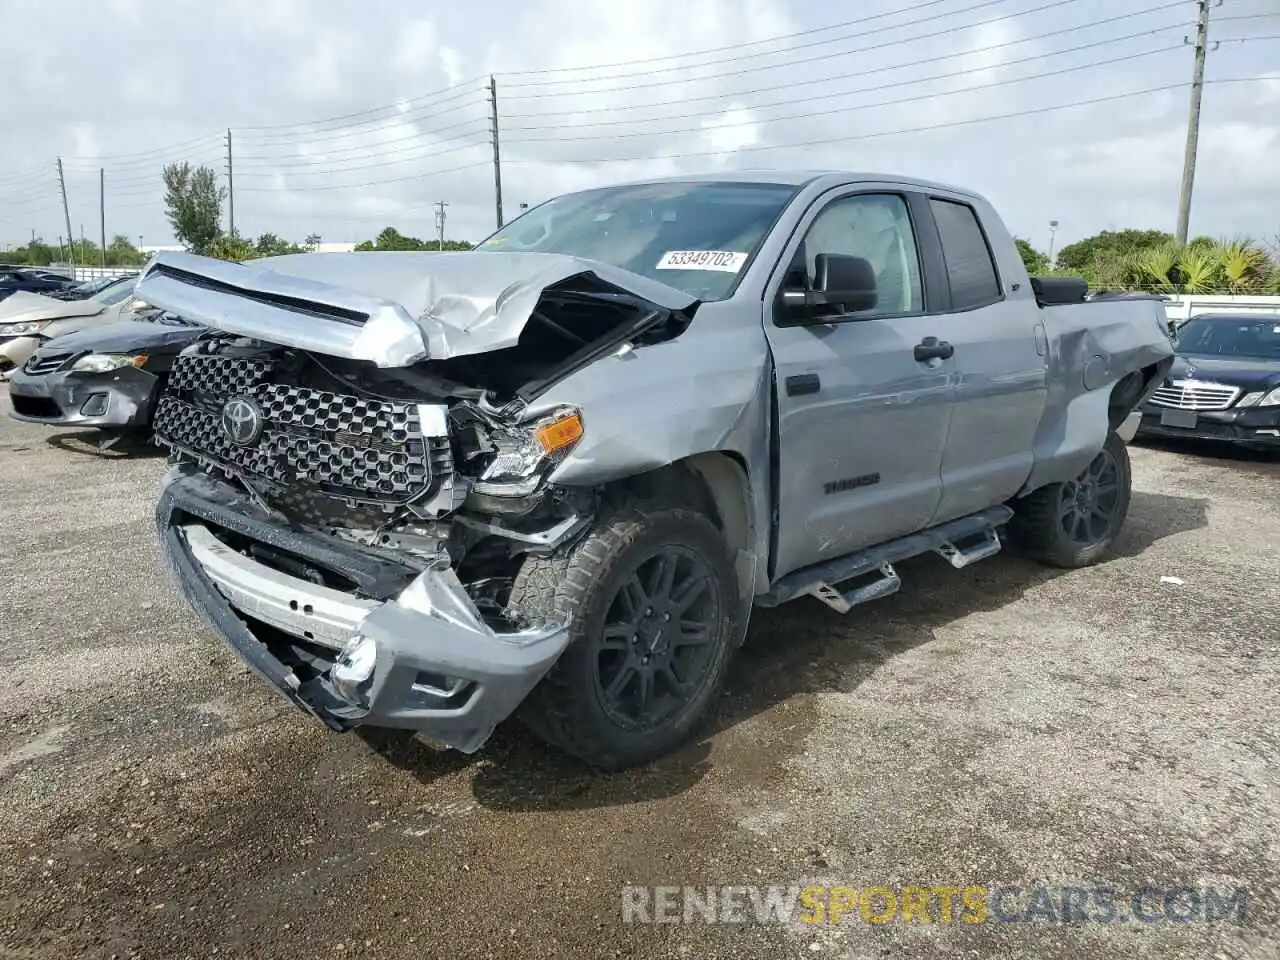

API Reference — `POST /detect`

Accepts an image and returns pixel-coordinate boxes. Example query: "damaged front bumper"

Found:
[157,471,571,753]
[7,362,160,428]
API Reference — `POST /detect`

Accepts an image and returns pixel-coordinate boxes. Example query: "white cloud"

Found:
[0,0,1277,248]
[394,18,440,76]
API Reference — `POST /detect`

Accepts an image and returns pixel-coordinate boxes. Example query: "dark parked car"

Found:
[1135,312,1280,449]
[7,311,206,450]
[43,273,139,302]
[0,267,77,301]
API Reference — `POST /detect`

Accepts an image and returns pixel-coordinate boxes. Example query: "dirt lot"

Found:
[0,384,1277,960]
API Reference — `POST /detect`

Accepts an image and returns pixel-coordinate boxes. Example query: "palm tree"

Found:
[1214,239,1267,294]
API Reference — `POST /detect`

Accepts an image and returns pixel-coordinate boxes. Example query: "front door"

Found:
[763,189,956,581]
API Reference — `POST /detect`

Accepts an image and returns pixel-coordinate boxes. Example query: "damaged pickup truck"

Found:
[140,173,1174,769]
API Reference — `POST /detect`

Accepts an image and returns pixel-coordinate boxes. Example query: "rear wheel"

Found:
[1011,431,1132,569]
[508,496,738,770]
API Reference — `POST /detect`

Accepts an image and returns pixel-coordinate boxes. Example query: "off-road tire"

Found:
[1010,430,1132,569]
[508,496,739,770]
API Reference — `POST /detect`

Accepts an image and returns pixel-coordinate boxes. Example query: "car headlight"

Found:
[1258,387,1280,407]
[0,320,50,336]
[472,408,585,497]
[70,353,147,373]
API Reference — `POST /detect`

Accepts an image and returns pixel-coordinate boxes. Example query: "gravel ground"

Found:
[0,383,1277,960]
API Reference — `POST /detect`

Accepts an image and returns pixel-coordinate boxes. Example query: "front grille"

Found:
[23,352,72,376]
[11,394,61,419]
[1147,379,1241,411]
[154,353,452,512]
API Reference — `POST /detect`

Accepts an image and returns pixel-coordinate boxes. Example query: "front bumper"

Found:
[7,363,160,428]
[156,471,571,753]
[1136,403,1280,447]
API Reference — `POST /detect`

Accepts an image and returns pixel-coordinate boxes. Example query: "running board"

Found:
[756,506,1014,613]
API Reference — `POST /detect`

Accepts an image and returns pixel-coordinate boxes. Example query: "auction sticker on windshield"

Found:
[656,250,748,272]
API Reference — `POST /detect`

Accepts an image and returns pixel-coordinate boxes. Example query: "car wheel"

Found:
[508,496,739,770]
[1011,430,1132,569]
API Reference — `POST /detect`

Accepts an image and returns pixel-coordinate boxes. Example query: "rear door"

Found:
[762,186,957,580]
[922,195,1048,523]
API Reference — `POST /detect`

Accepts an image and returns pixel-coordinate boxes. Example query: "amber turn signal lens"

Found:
[535,412,584,454]
[131,354,149,368]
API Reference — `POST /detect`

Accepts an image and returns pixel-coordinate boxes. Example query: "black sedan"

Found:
[1135,312,1280,450]
[7,312,205,449]
[0,267,77,301]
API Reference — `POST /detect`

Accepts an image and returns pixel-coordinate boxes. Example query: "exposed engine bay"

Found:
[151,279,694,630]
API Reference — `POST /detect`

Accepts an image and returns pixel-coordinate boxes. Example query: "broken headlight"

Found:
[471,408,584,498]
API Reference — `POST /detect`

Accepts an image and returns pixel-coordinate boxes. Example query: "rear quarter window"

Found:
[930,199,1001,310]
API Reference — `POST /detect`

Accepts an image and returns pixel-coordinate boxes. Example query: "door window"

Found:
[930,198,1001,310]
[799,193,924,317]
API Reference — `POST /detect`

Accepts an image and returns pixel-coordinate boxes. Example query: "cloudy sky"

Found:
[0,0,1277,253]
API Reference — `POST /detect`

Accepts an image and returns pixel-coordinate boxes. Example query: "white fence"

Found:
[1162,295,1280,325]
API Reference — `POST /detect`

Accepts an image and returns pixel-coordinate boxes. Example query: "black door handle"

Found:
[914,336,954,362]
[786,373,821,396]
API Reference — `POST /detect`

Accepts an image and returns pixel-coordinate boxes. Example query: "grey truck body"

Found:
[137,171,1174,755]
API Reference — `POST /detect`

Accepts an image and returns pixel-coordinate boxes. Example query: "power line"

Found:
[235,158,492,193]
[505,45,1183,145]
[233,95,487,148]
[230,135,492,180]
[501,2,1186,123]
[232,76,489,134]
[501,0,1086,91]
[232,123,490,170]
[499,77,1271,168]
[498,0,969,77]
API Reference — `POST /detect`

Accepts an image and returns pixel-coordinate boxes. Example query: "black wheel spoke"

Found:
[604,663,636,703]
[618,575,647,619]
[647,553,677,603]
[671,575,709,616]
[676,621,712,646]
[635,669,654,713]
[601,625,633,650]
[659,661,694,695]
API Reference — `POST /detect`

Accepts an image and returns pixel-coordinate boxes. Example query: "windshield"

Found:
[475,180,799,300]
[1175,316,1280,362]
[73,276,123,296]
[92,280,136,306]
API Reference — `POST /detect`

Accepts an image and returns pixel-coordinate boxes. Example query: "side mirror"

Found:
[779,254,878,322]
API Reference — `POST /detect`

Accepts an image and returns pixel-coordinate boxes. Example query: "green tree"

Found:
[205,230,254,262]
[354,226,473,251]
[162,161,225,254]
[1055,229,1174,273]
[106,234,145,266]
[253,233,305,257]
[1014,238,1049,275]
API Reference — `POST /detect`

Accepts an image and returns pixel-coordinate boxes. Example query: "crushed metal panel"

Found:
[134,250,699,368]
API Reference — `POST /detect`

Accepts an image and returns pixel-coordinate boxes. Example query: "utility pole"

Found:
[225,128,236,237]
[488,75,504,229]
[99,168,107,267]
[1048,220,1059,266]
[1176,0,1215,244]
[434,200,449,250]
[56,157,75,268]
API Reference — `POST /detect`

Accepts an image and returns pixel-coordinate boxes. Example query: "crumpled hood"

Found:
[132,250,699,368]
[0,290,105,324]
[1172,354,1280,390]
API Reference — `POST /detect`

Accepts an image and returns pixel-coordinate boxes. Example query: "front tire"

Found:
[1011,430,1132,569]
[508,496,739,770]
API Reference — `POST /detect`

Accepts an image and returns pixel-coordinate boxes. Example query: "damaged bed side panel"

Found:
[1019,298,1175,494]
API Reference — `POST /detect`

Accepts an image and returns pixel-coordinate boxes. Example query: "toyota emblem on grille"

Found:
[221,396,265,446]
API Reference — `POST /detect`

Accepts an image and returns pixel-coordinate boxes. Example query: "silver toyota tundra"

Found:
[137,172,1175,769]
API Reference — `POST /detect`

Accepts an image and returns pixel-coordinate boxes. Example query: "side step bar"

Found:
[755,505,1014,613]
